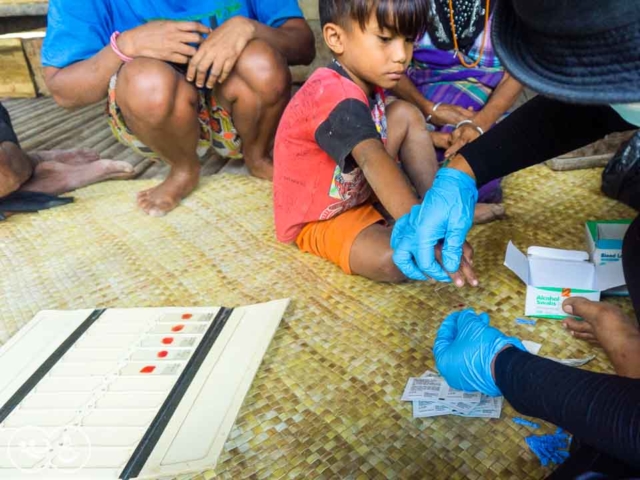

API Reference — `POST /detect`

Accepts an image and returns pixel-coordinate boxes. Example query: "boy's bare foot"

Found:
[21,160,135,195]
[136,165,200,216]
[473,203,505,224]
[244,156,273,180]
[29,148,101,166]
[562,297,640,378]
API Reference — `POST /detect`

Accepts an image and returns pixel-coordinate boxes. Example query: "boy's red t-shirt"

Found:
[273,63,386,243]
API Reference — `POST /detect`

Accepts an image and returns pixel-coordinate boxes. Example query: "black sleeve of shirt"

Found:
[315,98,381,173]
[459,95,636,187]
[495,347,640,470]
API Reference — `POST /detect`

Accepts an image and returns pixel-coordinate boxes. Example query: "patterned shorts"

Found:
[107,72,243,160]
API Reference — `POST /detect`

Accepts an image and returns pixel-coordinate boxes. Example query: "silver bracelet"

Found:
[455,119,484,135]
[426,102,442,123]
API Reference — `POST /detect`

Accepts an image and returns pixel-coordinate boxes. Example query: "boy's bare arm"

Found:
[45,21,209,109]
[352,138,419,219]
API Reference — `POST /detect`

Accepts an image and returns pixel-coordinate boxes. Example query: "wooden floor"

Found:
[3,96,250,180]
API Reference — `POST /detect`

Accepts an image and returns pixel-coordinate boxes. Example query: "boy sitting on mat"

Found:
[273,0,476,284]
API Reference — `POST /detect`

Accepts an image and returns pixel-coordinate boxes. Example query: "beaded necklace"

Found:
[447,0,490,68]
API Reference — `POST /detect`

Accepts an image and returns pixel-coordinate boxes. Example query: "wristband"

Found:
[110,31,134,63]
[455,119,484,135]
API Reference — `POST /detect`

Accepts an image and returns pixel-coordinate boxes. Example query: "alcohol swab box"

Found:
[0,299,289,479]
[585,219,631,296]
[504,242,624,319]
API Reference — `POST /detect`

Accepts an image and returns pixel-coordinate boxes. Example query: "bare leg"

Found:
[350,223,406,282]
[473,203,506,224]
[29,149,100,165]
[384,101,503,224]
[0,141,33,197]
[385,100,437,197]
[217,39,291,180]
[21,160,134,195]
[116,58,201,216]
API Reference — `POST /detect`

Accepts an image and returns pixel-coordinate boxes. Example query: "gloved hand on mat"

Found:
[433,309,526,396]
[391,168,478,282]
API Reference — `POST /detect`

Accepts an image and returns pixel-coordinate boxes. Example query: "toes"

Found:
[136,191,179,217]
[97,160,135,178]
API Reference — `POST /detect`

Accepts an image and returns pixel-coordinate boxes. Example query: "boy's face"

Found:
[327,12,414,94]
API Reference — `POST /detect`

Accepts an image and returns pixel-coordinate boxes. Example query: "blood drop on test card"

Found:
[140,366,156,374]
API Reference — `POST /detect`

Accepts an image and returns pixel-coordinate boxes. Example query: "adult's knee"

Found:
[234,39,291,105]
[116,59,196,126]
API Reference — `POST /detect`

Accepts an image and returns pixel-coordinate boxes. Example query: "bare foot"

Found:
[136,165,200,216]
[28,148,101,166]
[562,297,640,378]
[21,160,135,195]
[473,203,505,224]
[244,157,273,181]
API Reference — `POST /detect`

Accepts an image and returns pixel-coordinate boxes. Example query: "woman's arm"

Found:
[471,72,523,132]
[450,95,636,186]
[392,75,473,127]
[444,73,523,157]
[495,347,640,469]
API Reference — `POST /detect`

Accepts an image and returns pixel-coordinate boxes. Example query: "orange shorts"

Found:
[295,203,384,274]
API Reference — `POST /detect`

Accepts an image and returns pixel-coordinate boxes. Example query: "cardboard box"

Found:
[504,242,625,319]
[585,219,631,296]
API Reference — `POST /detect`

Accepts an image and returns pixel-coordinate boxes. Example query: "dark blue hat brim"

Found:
[492,0,640,105]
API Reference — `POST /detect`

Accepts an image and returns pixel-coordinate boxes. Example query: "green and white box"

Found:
[503,242,625,319]
[585,219,631,296]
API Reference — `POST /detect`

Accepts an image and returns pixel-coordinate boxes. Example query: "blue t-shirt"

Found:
[42,0,303,68]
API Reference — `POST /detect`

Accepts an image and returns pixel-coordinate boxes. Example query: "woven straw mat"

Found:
[0,166,636,479]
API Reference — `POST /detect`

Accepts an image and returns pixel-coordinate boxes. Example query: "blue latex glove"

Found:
[391,168,477,282]
[433,309,526,396]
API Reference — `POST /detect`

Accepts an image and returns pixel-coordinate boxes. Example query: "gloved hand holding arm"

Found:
[391,167,478,283]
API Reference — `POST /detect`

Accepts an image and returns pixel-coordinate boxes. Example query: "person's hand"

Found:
[431,131,452,150]
[433,309,526,396]
[444,123,481,158]
[118,21,210,64]
[391,168,478,282]
[562,297,640,378]
[391,212,477,286]
[427,103,474,127]
[187,16,256,88]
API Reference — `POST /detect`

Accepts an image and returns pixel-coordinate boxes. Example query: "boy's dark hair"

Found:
[319,0,429,40]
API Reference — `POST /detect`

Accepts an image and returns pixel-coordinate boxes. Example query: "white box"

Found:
[585,220,631,296]
[503,242,625,319]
